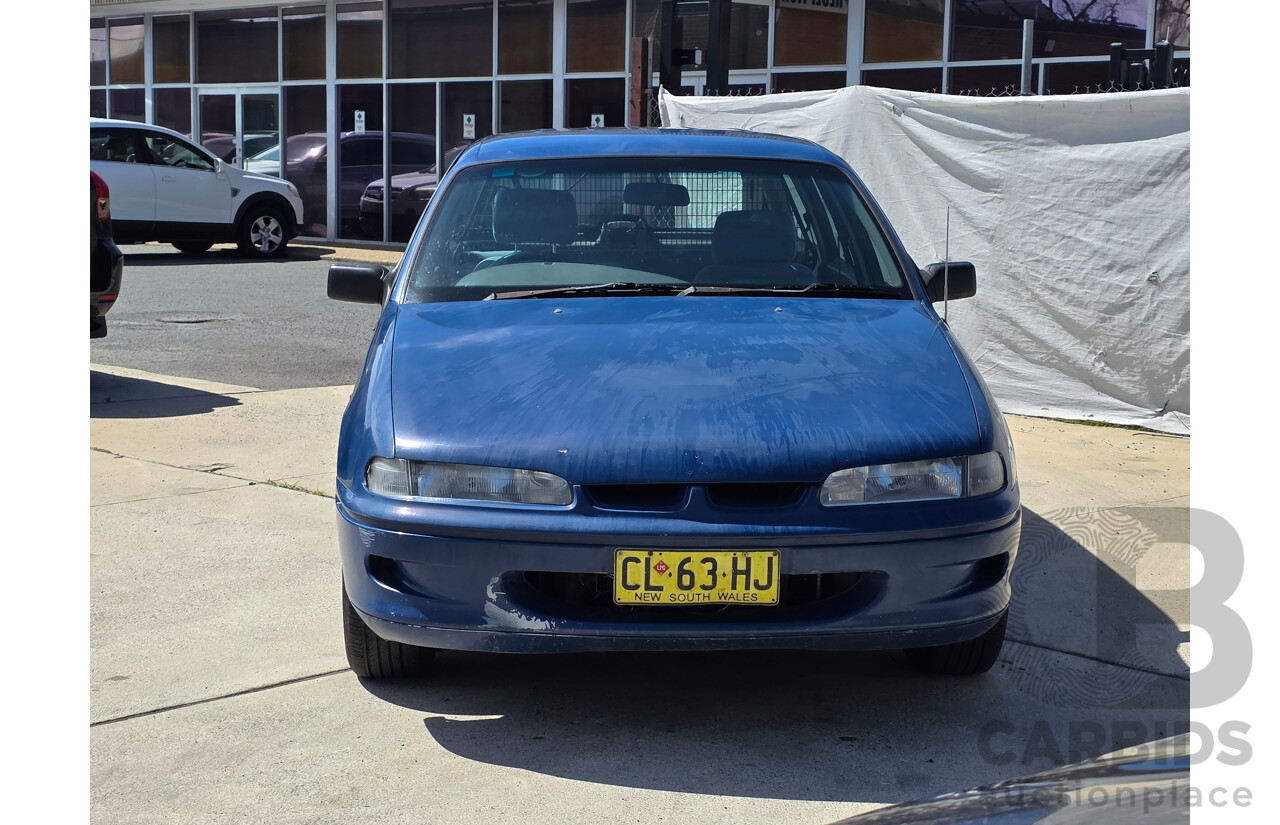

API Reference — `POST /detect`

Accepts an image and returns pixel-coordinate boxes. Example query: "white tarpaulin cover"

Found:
[660,86,1190,434]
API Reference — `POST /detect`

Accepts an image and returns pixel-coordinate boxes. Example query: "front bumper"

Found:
[338,502,1021,654]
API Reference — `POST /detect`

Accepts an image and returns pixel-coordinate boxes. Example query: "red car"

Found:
[90,171,124,339]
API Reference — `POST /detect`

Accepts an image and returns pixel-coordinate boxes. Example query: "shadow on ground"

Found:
[117,245,338,265]
[358,507,1190,805]
[91,370,242,418]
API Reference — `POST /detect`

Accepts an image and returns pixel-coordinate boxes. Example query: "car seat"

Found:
[473,188,580,271]
[694,210,815,286]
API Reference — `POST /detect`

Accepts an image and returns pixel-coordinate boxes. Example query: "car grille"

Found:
[509,570,873,623]
[584,482,811,510]
[705,483,808,508]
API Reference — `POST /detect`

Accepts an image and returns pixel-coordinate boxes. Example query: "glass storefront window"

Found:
[153,16,191,84]
[500,80,553,132]
[633,0,660,41]
[154,88,193,136]
[109,18,145,85]
[442,81,494,155]
[284,6,326,81]
[567,0,626,73]
[91,20,107,86]
[338,2,383,79]
[862,66,942,92]
[199,94,238,159]
[337,85,386,239]
[950,0,1146,62]
[771,70,846,93]
[284,86,329,236]
[864,0,944,63]
[109,88,146,123]
[774,1,847,67]
[387,83,439,242]
[391,0,494,79]
[390,84,438,153]
[499,0,553,75]
[197,8,279,84]
[91,89,107,119]
[949,0,1028,62]
[566,77,624,128]
[631,0,767,72]
[732,0,770,70]
[1155,0,1190,49]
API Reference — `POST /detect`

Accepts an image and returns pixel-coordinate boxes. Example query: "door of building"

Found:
[196,89,280,170]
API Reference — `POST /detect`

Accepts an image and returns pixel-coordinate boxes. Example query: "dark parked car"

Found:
[329,129,1020,679]
[282,131,437,235]
[90,170,123,339]
[359,145,467,242]
[200,131,279,165]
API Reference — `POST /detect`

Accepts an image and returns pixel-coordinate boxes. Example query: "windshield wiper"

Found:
[484,282,687,300]
[677,283,907,299]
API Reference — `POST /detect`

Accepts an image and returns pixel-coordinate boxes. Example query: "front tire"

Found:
[237,205,289,257]
[342,580,433,679]
[904,610,1008,675]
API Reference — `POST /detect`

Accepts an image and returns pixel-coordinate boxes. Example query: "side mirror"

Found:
[214,158,225,178]
[328,263,390,305]
[922,261,977,303]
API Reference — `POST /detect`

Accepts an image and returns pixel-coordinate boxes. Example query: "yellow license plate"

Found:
[613,549,780,605]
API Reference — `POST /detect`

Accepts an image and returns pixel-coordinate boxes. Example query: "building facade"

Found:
[90,0,1191,244]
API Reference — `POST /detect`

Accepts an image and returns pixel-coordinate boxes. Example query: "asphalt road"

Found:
[91,245,383,390]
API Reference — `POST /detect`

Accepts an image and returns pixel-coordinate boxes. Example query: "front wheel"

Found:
[342,580,434,679]
[237,206,289,257]
[904,610,1008,675]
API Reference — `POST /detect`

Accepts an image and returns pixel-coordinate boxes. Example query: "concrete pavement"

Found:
[89,257,1190,822]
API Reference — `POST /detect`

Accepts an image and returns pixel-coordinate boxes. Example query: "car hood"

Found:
[388,297,980,484]
[370,170,438,191]
[229,164,294,190]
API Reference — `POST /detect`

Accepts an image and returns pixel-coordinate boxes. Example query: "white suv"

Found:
[89,118,306,257]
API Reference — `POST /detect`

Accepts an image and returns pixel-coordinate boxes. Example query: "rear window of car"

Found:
[402,156,910,303]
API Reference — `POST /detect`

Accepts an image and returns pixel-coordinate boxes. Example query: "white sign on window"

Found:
[590,113,605,128]
[354,110,366,134]
[463,113,476,140]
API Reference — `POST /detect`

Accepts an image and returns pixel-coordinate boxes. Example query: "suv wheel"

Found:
[904,610,1008,675]
[237,205,289,257]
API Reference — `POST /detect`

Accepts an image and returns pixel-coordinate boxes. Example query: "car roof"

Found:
[460,128,845,167]
[91,117,181,135]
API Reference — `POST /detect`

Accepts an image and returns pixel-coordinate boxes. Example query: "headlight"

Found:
[365,458,572,505]
[819,452,1006,506]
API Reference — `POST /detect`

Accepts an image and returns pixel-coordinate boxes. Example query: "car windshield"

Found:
[402,156,912,303]
[284,134,328,161]
[249,144,279,162]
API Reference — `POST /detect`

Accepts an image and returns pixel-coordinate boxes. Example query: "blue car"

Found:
[329,129,1021,679]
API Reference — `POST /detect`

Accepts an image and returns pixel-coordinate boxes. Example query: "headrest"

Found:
[492,188,579,245]
[711,211,796,264]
